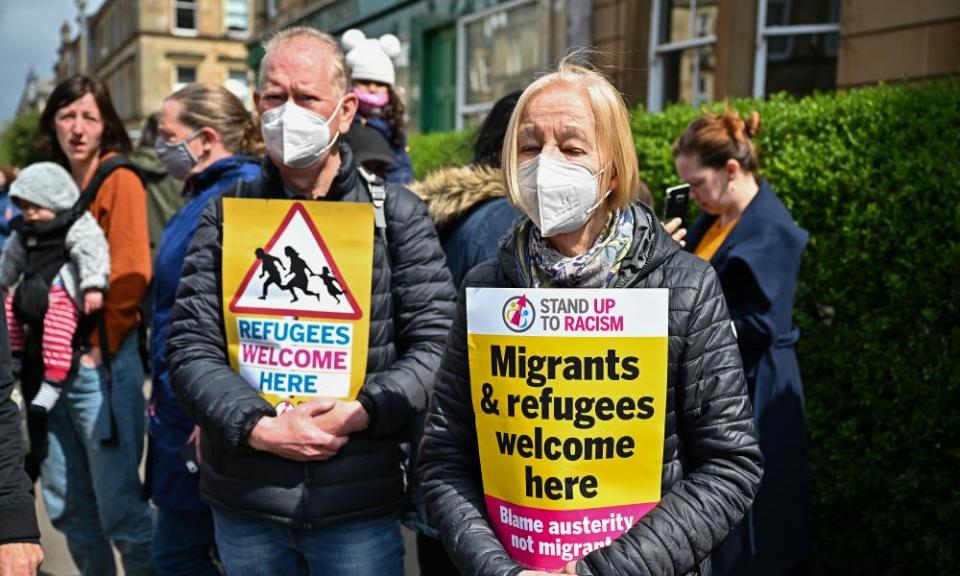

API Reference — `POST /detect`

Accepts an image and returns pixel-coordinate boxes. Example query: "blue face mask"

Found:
[156,130,202,180]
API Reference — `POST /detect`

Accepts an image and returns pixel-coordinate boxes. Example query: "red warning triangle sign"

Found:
[229,203,363,320]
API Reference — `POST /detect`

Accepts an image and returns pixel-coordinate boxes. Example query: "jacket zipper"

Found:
[622,209,661,288]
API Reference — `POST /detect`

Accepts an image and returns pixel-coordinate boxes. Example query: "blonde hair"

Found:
[259,26,350,94]
[167,83,262,156]
[502,55,640,211]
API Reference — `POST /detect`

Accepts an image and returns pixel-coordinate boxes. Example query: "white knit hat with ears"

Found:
[342,29,402,87]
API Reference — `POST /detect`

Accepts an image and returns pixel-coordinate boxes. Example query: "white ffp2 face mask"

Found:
[517,155,610,237]
[260,98,343,169]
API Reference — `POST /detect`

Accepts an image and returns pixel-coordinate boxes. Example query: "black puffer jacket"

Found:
[420,203,763,575]
[0,308,40,544]
[168,144,456,525]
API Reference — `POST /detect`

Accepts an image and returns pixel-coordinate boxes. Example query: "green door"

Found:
[421,24,457,133]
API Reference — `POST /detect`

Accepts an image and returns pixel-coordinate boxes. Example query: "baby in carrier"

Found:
[0,162,110,414]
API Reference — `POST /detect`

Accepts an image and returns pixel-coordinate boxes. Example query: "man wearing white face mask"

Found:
[166,27,456,576]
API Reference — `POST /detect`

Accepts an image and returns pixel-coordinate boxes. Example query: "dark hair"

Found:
[472,90,523,168]
[672,107,761,172]
[138,113,160,149]
[380,84,407,148]
[36,75,132,168]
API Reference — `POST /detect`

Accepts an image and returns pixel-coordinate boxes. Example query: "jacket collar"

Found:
[686,177,772,255]
[408,165,507,231]
[259,141,360,201]
[185,155,258,196]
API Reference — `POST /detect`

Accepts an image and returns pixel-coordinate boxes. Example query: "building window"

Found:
[173,0,197,34]
[267,0,278,20]
[754,0,840,97]
[174,65,197,92]
[225,0,248,33]
[456,0,545,129]
[647,0,719,112]
[226,69,250,108]
[111,9,121,49]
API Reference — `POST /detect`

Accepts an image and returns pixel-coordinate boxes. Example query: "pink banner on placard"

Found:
[485,495,657,570]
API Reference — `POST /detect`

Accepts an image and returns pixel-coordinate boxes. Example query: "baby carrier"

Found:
[19,156,142,480]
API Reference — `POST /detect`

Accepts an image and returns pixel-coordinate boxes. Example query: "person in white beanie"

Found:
[0,161,110,414]
[342,28,414,184]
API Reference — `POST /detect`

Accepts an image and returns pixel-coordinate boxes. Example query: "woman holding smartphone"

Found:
[673,109,810,576]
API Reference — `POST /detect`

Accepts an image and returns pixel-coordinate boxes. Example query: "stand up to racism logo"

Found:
[503,294,536,332]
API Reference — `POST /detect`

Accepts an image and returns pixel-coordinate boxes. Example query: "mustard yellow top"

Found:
[694,217,739,261]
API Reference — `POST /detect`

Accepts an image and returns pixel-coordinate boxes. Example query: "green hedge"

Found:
[410,80,960,574]
[408,129,474,178]
[0,111,42,168]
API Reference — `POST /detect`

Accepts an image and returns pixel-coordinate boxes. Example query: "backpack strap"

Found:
[356,167,391,272]
[96,313,119,446]
[75,156,144,216]
[356,167,388,233]
[71,155,141,446]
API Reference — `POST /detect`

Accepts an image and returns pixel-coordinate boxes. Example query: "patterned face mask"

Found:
[155,130,201,180]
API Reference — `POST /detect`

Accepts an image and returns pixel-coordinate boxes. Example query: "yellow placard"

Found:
[466,288,668,570]
[470,334,667,509]
[221,198,373,411]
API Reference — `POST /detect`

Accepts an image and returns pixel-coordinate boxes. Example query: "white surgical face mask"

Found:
[517,154,610,237]
[260,98,343,169]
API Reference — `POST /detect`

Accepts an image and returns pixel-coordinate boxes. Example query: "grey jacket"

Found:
[0,212,110,305]
[420,203,763,576]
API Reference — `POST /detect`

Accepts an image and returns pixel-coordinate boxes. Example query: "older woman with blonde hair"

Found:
[419,58,763,575]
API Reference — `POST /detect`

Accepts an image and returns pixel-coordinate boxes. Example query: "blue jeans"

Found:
[42,333,154,576]
[153,507,220,576]
[212,507,404,576]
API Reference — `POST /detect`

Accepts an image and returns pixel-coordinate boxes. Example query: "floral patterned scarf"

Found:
[519,208,635,288]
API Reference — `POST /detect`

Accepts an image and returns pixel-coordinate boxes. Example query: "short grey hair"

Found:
[258,26,351,93]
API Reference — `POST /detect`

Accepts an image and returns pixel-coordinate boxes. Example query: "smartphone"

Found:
[179,442,199,475]
[664,183,691,226]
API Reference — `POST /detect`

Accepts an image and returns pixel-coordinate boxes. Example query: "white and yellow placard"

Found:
[467,288,668,570]
[222,199,373,411]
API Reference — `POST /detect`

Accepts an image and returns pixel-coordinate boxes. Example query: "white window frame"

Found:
[647,0,718,112]
[226,68,251,109]
[225,0,249,35]
[455,0,541,130]
[765,0,794,61]
[174,65,197,92]
[173,0,198,36]
[752,0,840,97]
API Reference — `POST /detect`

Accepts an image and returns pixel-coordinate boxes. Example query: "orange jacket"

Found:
[82,153,152,354]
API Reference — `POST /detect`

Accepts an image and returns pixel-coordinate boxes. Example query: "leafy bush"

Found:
[411,80,960,574]
[408,129,474,177]
[637,82,960,574]
[0,111,42,168]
